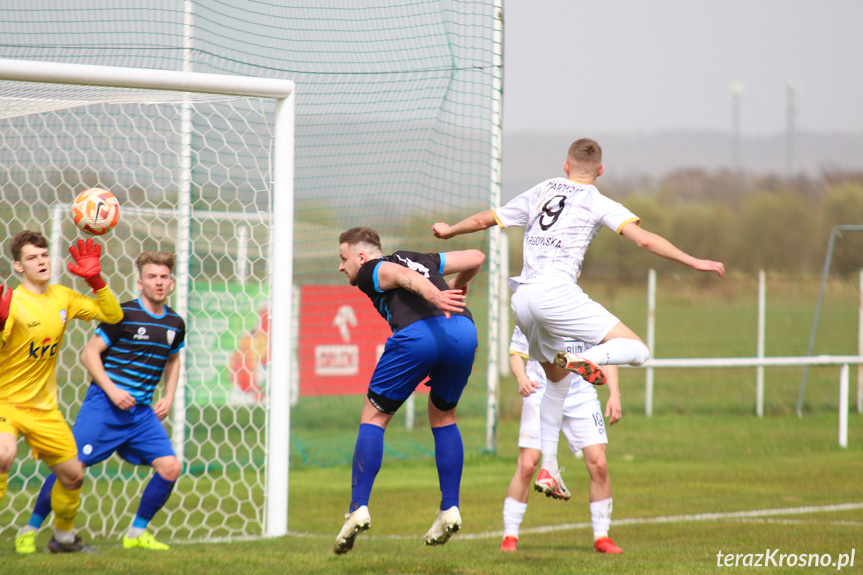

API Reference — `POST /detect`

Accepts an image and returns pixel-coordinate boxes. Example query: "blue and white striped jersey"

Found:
[93,298,186,405]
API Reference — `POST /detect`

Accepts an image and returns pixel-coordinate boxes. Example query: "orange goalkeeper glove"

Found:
[0,283,12,331]
[67,239,107,291]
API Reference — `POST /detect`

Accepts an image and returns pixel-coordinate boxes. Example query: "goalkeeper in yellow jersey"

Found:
[0,230,122,554]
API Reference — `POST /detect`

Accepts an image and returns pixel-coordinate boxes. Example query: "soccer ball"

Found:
[72,188,120,235]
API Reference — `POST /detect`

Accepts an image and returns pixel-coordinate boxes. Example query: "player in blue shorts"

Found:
[16,250,185,552]
[333,227,485,555]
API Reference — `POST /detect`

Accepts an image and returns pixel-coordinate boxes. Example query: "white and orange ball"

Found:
[72,187,120,235]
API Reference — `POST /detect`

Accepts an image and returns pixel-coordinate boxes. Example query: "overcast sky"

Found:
[501,0,863,136]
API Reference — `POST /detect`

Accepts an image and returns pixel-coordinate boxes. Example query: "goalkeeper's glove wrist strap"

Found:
[86,275,107,292]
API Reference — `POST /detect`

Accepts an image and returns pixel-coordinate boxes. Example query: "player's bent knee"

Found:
[587,460,608,482]
[58,472,84,491]
[0,440,16,471]
[54,459,85,490]
[0,453,14,473]
[520,462,539,481]
[154,457,182,482]
[630,342,651,366]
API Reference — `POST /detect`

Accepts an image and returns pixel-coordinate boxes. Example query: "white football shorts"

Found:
[517,396,608,453]
[510,281,620,363]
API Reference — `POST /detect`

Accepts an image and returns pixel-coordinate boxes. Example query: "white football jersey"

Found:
[495,177,639,286]
[509,326,598,405]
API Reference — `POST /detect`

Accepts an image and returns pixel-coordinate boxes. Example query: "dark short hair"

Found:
[135,250,176,274]
[339,227,382,251]
[10,230,48,262]
[567,138,603,169]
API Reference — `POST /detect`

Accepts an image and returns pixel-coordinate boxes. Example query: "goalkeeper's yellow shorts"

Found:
[0,404,77,467]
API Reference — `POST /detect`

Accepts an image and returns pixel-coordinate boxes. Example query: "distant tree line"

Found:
[506,169,863,280]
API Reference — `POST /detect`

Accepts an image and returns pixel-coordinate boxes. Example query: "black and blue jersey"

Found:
[355,250,473,333]
[93,298,186,405]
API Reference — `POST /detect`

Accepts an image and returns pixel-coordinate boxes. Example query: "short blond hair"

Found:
[567,138,602,171]
[135,251,175,275]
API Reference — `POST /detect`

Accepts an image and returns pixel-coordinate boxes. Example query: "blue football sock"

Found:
[28,473,57,529]
[133,473,176,529]
[432,423,463,510]
[350,423,385,512]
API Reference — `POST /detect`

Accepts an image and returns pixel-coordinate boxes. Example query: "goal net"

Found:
[0,0,502,544]
[0,63,294,541]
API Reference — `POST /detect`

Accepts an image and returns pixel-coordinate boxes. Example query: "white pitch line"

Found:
[235,501,863,542]
[50,502,863,548]
[731,518,863,526]
[458,501,863,541]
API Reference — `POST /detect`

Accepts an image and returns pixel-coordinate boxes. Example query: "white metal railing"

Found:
[631,268,863,448]
[634,355,862,448]
[642,269,863,419]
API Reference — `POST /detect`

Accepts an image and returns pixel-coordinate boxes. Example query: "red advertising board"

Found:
[298,285,429,397]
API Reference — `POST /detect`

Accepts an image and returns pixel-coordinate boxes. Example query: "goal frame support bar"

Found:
[0,58,295,537]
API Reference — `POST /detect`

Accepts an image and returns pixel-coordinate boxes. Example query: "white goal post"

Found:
[0,58,294,538]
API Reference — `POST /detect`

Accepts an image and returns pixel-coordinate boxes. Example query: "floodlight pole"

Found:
[785,81,798,178]
[730,82,745,173]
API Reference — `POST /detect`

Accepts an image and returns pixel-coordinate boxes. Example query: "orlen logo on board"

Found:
[28,337,58,360]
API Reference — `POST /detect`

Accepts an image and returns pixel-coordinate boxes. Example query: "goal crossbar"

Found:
[0,57,294,99]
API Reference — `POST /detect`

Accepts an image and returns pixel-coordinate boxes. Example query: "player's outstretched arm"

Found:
[432,210,497,240]
[67,239,123,323]
[375,261,466,318]
[81,334,135,410]
[441,249,485,294]
[603,365,622,425]
[620,223,725,277]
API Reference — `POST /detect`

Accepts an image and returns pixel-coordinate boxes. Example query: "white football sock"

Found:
[53,529,75,543]
[582,339,650,366]
[590,497,613,540]
[502,497,528,538]
[540,374,571,469]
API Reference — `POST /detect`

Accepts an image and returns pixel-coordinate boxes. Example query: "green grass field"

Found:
[2,273,861,573]
[3,410,861,574]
